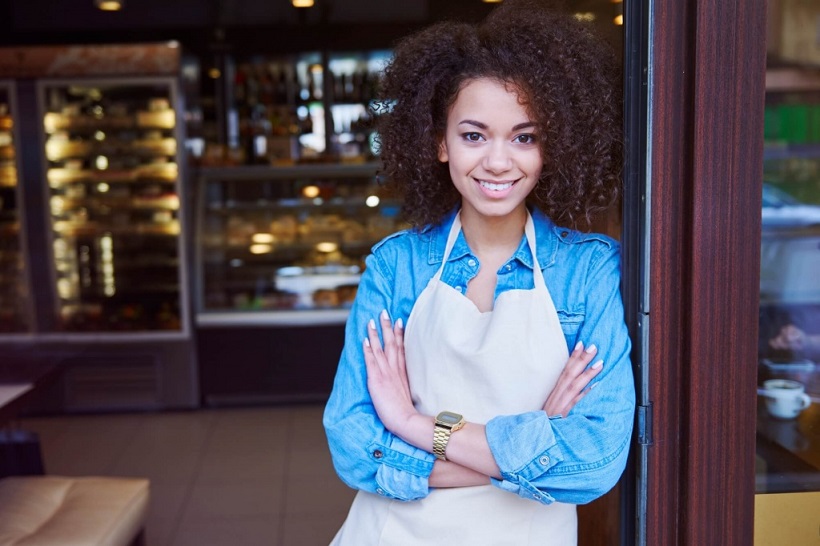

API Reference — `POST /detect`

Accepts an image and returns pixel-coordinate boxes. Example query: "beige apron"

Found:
[331,212,575,546]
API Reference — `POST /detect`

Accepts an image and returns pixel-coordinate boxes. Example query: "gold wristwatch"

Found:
[433,411,465,461]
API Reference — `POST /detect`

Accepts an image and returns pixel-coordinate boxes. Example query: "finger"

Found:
[553,371,602,416]
[551,360,603,409]
[570,342,598,365]
[367,318,385,359]
[363,337,378,378]
[561,343,598,380]
[394,318,406,365]
[379,310,397,361]
[571,360,604,389]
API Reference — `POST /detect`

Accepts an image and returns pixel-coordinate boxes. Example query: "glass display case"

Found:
[195,162,403,325]
[39,78,190,335]
[0,81,32,334]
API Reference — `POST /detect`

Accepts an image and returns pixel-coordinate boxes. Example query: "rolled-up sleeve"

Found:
[486,242,635,505]
[323,250,435,501]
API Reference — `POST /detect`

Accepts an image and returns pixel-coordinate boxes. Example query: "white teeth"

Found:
[479,180,513,191]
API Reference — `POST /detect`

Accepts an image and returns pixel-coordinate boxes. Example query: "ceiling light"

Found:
[482,0,503,3]
[95,0,124,11]
[292,0,314,7]
[614,14,624,25]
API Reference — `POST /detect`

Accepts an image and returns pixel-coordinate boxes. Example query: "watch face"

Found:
[438,411,462,425]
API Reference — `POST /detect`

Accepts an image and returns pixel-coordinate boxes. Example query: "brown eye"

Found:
[515,134,537,144]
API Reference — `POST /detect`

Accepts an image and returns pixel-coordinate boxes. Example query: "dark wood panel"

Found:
[646,0,693,541]
[648,0,766,544]
[684,0,766,543]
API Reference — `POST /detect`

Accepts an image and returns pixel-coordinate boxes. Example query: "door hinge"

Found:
[637,402,653,445]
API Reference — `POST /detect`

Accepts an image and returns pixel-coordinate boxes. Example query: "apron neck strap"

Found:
[434,210,546,288]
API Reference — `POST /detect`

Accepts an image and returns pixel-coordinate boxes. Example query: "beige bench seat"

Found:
[0,476,149,546]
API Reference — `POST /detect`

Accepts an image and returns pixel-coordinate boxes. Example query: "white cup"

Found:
[762,379,812,419]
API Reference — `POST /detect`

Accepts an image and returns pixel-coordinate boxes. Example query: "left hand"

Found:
[543,341,603,418]
[363,310,417,435]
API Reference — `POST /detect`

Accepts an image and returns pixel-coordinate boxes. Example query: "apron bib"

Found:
[331,212,575,546]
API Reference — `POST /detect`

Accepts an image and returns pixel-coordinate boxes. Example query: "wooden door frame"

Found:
[645,0,767,543]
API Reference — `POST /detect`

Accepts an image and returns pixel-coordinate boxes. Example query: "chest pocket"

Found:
[558,309,584,348]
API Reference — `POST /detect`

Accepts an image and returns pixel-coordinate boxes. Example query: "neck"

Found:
[459,206,527,257]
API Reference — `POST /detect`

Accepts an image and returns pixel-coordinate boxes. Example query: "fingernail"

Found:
[592,360,603,369]
[589,381,599,390]
[364,338,371,347]
[584,344,597,354]
[396,318,403,329]
[381,309,389,320]
[574,341,583,351]
[369,319,376,329]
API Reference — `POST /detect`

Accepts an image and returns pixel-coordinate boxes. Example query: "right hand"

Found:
[363,310,418,437]
[543,341,603,418]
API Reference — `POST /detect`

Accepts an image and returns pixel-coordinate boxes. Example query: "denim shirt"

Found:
[323,207,635,506]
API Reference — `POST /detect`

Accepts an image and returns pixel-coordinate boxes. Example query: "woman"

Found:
[323,2,635,543]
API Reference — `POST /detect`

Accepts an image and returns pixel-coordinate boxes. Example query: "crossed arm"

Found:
[362,310,603,487]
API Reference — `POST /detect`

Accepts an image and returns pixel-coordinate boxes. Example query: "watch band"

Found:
[432,425,452,461]
[433,411,465,461]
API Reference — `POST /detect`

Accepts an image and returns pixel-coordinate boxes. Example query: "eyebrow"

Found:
[458,120,537,131]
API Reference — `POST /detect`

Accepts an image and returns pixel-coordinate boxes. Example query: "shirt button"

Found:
[456,286,464,293]
[373,450,383,459]
[539,455,550,466]
[376,488,385,495]
[533,493,541,500]
[467,259,476,267]
[561,231,569,238]
[505,264,512,271]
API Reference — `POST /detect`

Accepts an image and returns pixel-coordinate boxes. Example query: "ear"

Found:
[437,138,449,163]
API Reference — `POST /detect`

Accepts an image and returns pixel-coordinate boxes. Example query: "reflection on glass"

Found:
[756,10,820,492]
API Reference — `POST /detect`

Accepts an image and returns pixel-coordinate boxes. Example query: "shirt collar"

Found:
[426,207,565,269]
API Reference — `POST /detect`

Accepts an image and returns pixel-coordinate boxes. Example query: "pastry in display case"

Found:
[40,79,187,333]
[0,82,31,333]
[197,163,403,321]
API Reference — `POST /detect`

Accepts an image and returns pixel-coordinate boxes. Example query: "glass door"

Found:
[755,1,820,541]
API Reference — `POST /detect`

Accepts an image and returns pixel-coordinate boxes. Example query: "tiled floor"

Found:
[20,405,356,546]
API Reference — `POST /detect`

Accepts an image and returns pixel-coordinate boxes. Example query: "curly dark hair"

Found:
[374,0,623,229]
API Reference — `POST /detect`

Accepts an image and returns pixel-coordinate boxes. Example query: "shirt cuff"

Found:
[367,437,435,501]
[485,411,564,502]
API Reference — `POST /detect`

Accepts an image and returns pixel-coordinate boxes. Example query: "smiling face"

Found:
[438,77,543,226]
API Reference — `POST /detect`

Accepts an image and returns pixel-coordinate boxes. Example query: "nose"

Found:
[482,141,512,173]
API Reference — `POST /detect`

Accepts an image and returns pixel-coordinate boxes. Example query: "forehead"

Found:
[449,77,531,120]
